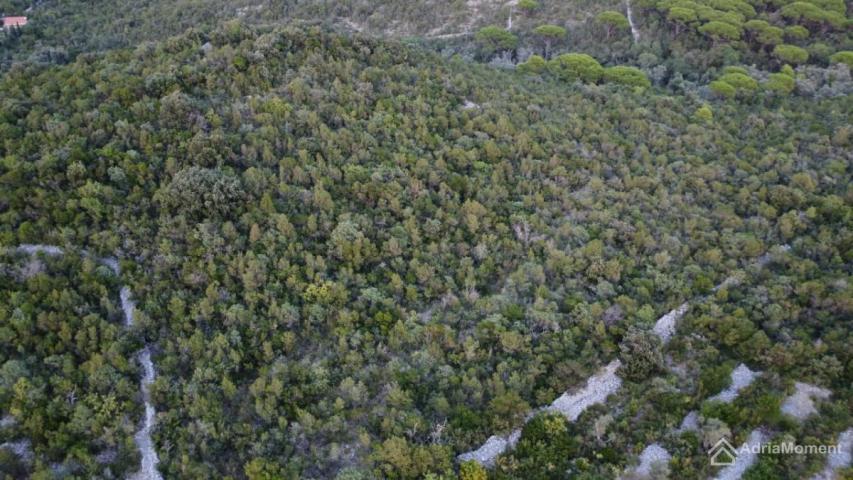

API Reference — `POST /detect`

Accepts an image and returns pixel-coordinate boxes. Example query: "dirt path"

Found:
[458,246,791,468]
[12,245,163,479]
[625,0,640,42]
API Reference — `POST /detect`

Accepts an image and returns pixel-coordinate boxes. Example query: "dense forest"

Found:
[0,1,850,479]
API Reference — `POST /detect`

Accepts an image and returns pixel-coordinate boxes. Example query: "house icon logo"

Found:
[709,437,738,466]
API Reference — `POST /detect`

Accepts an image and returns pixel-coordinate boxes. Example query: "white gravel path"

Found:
[458,435,509,467]
[625,0,640,42]
[0,415,16,428]
[652,302,689,343]
[11,244,162,479]
[712,430,767,480]
[458,360,622,465]
[16,244,64,256]
[812,429,853,480]
[708,364,760,403]
[547,360,623,421]
[0,439,33,462]
[130,347,163,480]
[458,246,788,467]
[781,382,831,420]
[633,443,671,477]
[678,410,700,432]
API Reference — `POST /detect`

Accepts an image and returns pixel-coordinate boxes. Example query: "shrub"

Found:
[603,66,651,87]
[773,44,809,64]
[459,461,488,480]
[717,72,759,90]
[723,65,749,75]
[829,51,853,68]
[710,79,737,98]
[694,104,714,122]
[518,54,547,74]
[618,328,664,381]
[518,0,539,14]
[765,72,796,94]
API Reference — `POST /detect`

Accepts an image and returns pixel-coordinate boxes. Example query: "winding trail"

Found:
[781,382,831,420]
[625,0,640,42]
[708,364,760,403]
[813,429,853,480]
[713,430,767,480]
[459,246,790,467]
[11,244,163,479]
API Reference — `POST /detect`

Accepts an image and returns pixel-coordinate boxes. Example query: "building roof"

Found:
[3,16,28,27]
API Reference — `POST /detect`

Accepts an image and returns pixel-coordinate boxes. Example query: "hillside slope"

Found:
[0,23,850,479]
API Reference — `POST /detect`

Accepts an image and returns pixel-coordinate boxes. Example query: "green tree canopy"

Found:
[603,66,652,87]
[698,20,743,42]
[765,72,796,94]
[475,26,519,56]
[710,79,737,98]
[518,0,540,14]
[773,44,810,64]
[532,24,567,57]
[518,54,547,74]
[596,11,630,39]
[829,51,853,67]
[547,53,604,83]
[718,72,759,90]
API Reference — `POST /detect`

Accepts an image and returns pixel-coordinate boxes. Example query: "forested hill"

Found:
[0,24,850,478]
[2,0,852,82]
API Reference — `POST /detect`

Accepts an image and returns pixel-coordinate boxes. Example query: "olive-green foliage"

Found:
[459,461,488,480]
[784,25,810,41]
[650,0,850,68]
[710,79,737,98]
[722,65,749,75]
[699,362,734,397]
[548,53,604,82]
[475,26,518,55]
[773,44,809,64]
[668,6,698,26]
[596,10,630,38]
[603,65,652,87]
[693,103,714,122]
[517,54,547,73]
[698,20,743,41]
[618,328,664,381]
[518,0,540,13]
[0,253,138,477]
[0,22,850,480]
[744,20,784,45]
[532,24,567,39]
[717,72,758,90]
[781,2,845,29]
[157,166,245,219]
[765,72,796,94]
[829,50,853,67]
[532,24,567,57]
[506,412,578,476]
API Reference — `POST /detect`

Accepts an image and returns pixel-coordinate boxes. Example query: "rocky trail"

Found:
[6,244,163,479]
[459,247,790,468]
[625,0,640,42]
